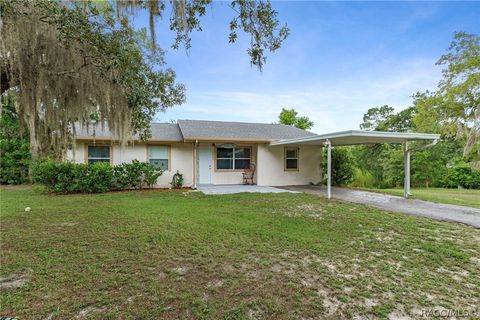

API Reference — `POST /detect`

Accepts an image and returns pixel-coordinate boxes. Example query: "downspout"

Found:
[193,139,198,189]
[406,138,439,152]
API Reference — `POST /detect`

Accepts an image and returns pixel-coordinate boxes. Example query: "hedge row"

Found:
[33,159,163,193]
[441,162,480,189]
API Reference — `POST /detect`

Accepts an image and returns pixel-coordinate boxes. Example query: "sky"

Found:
[133,1,480,134]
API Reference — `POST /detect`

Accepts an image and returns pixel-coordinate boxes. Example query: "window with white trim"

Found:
[87,146,110,164]
[216,146,251,170]
[285,148,299,170]
[148,146,169,170]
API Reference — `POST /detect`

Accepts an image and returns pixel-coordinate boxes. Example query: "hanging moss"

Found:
[1,1,185,159]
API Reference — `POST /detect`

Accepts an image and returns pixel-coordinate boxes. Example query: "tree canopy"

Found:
[0,0,289,159]
[414,32,480,166]
[278,108,314,130]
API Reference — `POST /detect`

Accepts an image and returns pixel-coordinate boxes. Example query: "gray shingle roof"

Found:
[74,120,316,141]
[178,120,316,141]
[75,123,184,141]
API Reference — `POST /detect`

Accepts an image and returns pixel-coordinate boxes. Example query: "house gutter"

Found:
[193,139,198,189]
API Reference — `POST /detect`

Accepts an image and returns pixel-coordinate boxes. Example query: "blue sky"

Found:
[134,1,480,134]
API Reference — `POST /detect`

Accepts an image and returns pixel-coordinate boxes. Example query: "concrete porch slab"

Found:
[197,185,299,195]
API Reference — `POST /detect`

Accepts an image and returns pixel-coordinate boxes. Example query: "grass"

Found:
[360,187,480,208]
[1,186,479,319]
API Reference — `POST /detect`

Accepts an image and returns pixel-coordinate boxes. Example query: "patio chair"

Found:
[242,163,256,185]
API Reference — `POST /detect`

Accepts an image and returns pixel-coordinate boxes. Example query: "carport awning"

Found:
[269,130,440,201]
[270,130,440,146]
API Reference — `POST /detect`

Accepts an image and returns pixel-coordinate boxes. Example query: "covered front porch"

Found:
[270,130,440,199]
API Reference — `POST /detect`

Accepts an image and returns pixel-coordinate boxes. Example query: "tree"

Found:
[354,104,468,188]
[355,105,414,187]
[1,0,289,159]
[359,105,394,131]
[414,32,480,167]
[278,108,314,130]
[0,96,30,184]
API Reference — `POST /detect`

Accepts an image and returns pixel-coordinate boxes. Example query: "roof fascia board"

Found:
[74,137,183,142]
[270,131,440,146]
[182,137,272,143]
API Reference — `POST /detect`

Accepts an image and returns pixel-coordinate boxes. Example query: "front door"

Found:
[198,146,212,184]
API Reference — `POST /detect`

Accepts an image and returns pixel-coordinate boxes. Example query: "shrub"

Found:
[111,160,162,190]
[142,164,163,189]
[111,162,139,190]
[33,160,113,193]
[84,162,113,193]
[33,159,161,193]
[350,168,377,188]
[323,147,355,186]
[32,160,76,193]
[442,161,480,189]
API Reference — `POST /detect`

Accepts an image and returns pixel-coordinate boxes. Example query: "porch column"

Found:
[403,142,411,199]
[325,139,332,199]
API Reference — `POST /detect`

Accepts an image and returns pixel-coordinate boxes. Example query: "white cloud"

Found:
[160,57,441,133]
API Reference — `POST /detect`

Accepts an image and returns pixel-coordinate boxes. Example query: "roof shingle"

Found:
[177,120,315,141]
[74,120,316,141]
[75,123,183,141]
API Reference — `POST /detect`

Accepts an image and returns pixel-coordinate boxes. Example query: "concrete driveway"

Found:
[282,185,480,228]
[198,184,298,195]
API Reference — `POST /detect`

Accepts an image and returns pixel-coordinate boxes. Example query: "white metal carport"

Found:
[270,130,440,199]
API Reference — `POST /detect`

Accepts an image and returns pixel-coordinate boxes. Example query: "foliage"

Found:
[442,160,480,189]
[142,163,163,189]
[324,148,355,186]
[111,160,147,190]
[1,0,288,160]
[33,159,162,193]
[0,96,31,184]
[32,160,112,193]
[170,170,184,189]
[353,105,413,188]
[414,32,480,166]
[350,168,377,188]
[116,0,289,70]
[278,108,314,130]
[351,105,467,189]
[410,139,461,188]
[1,0,185,158]
[110,159,163,190]
[360,105,395,131]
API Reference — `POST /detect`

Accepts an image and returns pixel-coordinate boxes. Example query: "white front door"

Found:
[198,146,212,184]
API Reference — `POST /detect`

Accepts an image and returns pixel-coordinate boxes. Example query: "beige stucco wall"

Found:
[256,144,322,186]
[66,140,321,187]
[68,141,194,187]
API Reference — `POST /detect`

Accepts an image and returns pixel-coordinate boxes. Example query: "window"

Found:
[285,148,299,170]
[148,146,169,170]
[216,146,251,170]
[87,146,110,164]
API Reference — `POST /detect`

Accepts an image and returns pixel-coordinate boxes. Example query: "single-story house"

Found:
[68,120,323,188]
[67,119,440,198]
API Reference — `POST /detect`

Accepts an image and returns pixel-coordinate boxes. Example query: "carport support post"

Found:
[403,142,411,199]
[325,139,332,199]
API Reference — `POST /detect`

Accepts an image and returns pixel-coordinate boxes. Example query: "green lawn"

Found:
[362,187,480,208]
[1,186,479,319]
